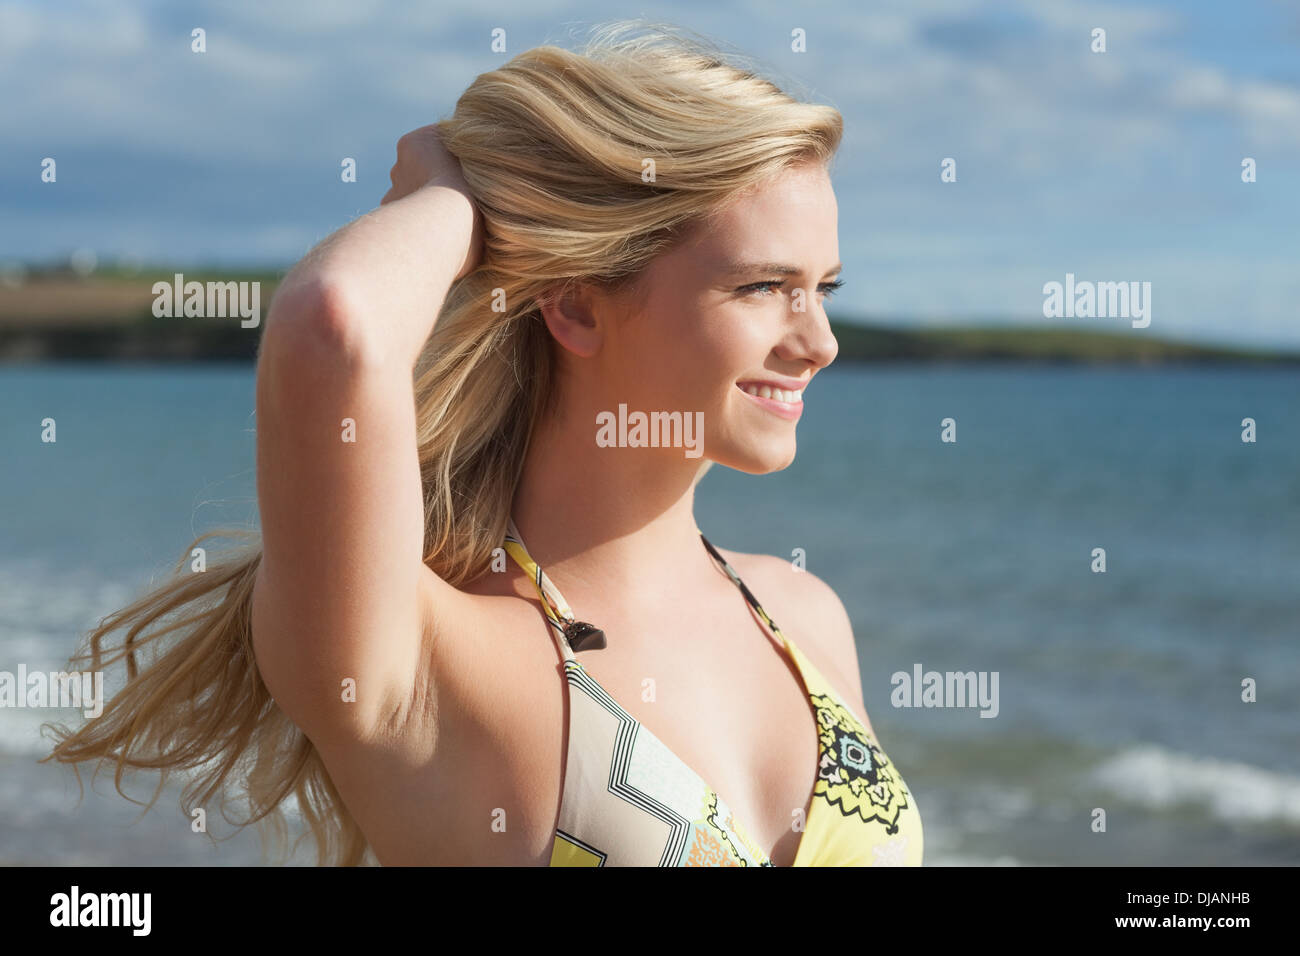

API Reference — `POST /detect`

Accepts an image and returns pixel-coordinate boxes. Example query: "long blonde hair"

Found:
[41,19,843,866]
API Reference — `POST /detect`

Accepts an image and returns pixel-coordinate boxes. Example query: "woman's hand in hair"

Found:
[381,125,484,280]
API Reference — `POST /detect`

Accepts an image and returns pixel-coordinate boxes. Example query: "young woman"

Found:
[46,22,922,867]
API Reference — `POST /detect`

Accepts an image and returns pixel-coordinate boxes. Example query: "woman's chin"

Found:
[712,440,798,475]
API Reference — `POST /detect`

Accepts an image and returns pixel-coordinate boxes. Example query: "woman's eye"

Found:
[737,279,844,298]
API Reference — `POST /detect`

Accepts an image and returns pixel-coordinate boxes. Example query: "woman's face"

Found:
[599,159,841,475]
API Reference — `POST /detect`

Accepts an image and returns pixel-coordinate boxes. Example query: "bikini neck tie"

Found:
[503,517,608,653]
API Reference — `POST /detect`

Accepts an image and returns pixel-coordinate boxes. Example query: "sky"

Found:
[1,0,1297,349]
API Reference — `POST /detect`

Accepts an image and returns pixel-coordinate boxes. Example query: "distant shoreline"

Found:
[2,272,1297,365]
[4,326,1299,365]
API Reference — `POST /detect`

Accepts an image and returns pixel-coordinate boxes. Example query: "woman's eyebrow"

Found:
[721,261,843,278]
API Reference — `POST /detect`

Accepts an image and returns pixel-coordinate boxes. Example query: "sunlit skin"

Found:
[509,159,842,600]
[257,131,865,866]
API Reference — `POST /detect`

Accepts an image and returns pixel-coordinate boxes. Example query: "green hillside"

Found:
[0,267,1296,364]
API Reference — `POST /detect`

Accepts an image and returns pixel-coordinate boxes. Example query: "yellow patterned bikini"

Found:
[502,517,923,867]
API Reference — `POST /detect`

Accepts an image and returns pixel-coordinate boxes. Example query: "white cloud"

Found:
[1014,0,1177,39]
[0,2,40,57]
[1165,66,1234,110]
[1238,78,1300,139]
[218,0,386,34]
[2,0,1297,347]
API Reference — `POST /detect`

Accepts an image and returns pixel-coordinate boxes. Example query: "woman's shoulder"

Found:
[712,545,869,719]
[713,547,844,619]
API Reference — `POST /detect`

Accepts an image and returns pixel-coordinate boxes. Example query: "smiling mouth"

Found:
[736,381,804,420]
[737,382,803,403]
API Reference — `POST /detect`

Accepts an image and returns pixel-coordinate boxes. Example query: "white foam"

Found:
[924,853,1024,866]
[0,559,176,758]
[0,709,76,757]
[1092,745,1300,827]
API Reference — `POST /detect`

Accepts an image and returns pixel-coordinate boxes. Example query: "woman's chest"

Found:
[555,618,823,866]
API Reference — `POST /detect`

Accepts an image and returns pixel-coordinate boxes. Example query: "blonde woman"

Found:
[46,22,922,867]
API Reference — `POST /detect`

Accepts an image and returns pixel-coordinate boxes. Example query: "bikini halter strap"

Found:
[502,517,603,659]
[501,516,787,657]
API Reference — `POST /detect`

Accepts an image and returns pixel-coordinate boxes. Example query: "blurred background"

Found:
[1,0,1297,865]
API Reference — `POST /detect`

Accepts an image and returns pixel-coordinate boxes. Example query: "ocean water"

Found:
[1,362,1297,865]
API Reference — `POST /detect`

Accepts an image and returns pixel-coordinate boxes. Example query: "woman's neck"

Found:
[509,399,714,601]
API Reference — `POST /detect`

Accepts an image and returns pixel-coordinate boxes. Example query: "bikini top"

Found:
[502,518,923,867]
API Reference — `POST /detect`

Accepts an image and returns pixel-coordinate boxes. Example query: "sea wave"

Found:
[1091,744,1300,827]
[0,709,71,758]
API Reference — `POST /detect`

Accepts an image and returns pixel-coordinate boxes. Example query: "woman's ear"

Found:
[538,281,604,358]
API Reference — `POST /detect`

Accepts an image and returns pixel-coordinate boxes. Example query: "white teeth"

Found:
[739,384,804,402]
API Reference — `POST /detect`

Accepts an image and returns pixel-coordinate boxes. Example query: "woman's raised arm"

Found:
[250,127,483,744]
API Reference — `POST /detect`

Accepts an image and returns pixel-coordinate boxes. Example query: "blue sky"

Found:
[1,0,1297,348]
